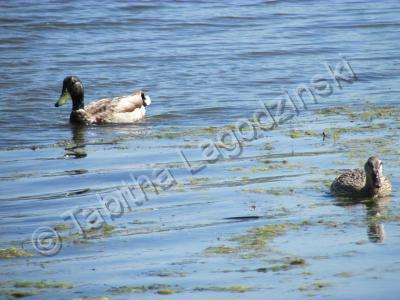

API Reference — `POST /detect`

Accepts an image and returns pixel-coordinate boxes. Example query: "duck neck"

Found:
[72,95,84,111]
[363,174,378,196]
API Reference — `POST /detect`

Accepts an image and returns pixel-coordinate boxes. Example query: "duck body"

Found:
[69,92,150,124]
[55,76,151,125]
[331,156,392,199]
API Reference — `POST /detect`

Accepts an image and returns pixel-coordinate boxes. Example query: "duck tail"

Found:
[141,91,151,107]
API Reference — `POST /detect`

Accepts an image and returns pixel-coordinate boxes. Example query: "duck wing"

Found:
[113,91,151,113]
[84,91,151,124]
[331,168,365,196]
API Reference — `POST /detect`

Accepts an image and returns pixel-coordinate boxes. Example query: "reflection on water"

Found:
[64,125,87,159]
[335,197,391,243]
[365,198,391,243]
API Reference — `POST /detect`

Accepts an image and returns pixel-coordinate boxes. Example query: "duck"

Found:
[330,156,391,199]
[55,76,151,124]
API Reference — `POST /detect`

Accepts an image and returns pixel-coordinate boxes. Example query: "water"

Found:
[1,1,400,299]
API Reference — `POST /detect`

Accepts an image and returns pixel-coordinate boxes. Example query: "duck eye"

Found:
[141,92,145,101]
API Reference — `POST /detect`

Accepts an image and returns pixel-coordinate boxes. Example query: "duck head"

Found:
[364,156,383,190]
[55,76,84,110]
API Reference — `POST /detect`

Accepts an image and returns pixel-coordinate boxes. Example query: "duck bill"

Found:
[55,89,71,107]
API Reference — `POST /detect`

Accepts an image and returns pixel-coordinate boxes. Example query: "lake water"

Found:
[1,1,400,299]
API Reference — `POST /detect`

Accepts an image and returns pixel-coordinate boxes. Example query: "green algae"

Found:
[242,188,268,194]
[239,252,266,259]
[189,177,209,186]
[335,271,353,277]
[242,187,294,195]
[69,224,115,240]
[324,123,386,140]
[299,220,339,229]
[289,258,306,265]
[258,159,289,165]
[301,271,313,276]
[195,285,253,293]
[257,265,290,272]
[53,223,72,232]
[157,289,177,295]
[77,297,109,300]
[232,223,300,251]
[352,105,400,120]
[108,284,179,295]
[108,286,146,293]
[207,220,342,262]
[0,289,41,298]
[288,130,321,139]
[201,126,220,134]
[269,189,294,196]
[14,281,73,289]
[225,167,244,171]
[323,169,338,176]
[62,233,91,244]
[102,225,115,234]
[0,247,32,259]
[204,245,238,255]
[299,281,332,291]
[171,184,186,192]
[317,106,352,116]
[226,160,298,174]
[204,222,307,260]
[147,271,189,277]
[150,132,182,139]
[257,258,306,273]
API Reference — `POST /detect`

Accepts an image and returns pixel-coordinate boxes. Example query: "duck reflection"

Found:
[365,197,390,243]
[64,125,87,159]
[335,197,391,243]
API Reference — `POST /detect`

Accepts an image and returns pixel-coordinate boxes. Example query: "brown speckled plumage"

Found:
[331,156,392,198]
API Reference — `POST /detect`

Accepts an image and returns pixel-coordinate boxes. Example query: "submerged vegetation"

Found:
[288,129,321,139]
[205,222,302,258]
[0,289,41,298]
[14,281,73,289]
[232,223,300,251]
[299,281,333,292]
[257,258,306,273]
[194,285,253,293]
[108,284,179,295]
[0,247,32,259]
[317,105,352,116]
[242,187,295,195]
[0,281,73,299]
[204,245,238,255]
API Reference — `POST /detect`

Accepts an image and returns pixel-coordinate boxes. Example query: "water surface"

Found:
[1,1,400,299]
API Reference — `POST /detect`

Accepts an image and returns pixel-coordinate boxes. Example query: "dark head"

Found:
[364,156,383,189]
[55,76,84,110]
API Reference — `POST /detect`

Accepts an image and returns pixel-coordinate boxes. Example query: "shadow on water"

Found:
[64,125,87,159]
[335,196,391,243]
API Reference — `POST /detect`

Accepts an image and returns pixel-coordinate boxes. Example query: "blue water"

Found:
[1,1,400,299]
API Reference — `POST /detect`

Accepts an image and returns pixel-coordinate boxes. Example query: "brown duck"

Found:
[331,156,392,198]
